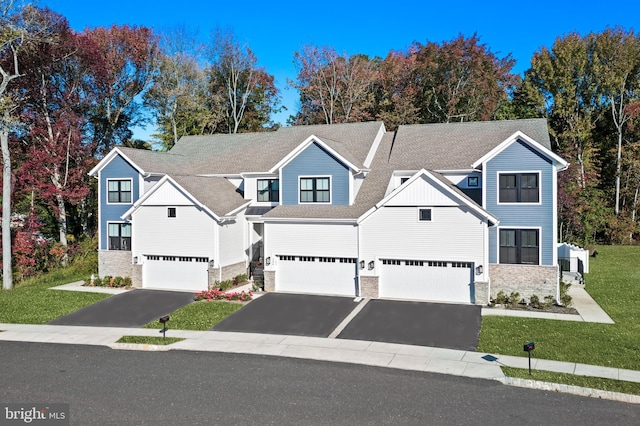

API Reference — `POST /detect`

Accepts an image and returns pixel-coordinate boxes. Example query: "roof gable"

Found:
[88,148,144,177]
[472,131,568,170]
[358,169,498,224]
[269,135,360,173]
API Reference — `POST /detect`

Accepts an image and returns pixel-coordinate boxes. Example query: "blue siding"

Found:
[486,140,554,265]
[99,155,140,249]
[281,142,350,205]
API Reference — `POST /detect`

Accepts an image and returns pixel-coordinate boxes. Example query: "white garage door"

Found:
[379,259,473,304]
[142,255,209,292]
[276,255,357,297]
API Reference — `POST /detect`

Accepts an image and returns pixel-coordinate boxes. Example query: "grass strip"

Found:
[116,336,184,345]
[144,300,243,331]
[479,245,640,370]
[501,366,640,396]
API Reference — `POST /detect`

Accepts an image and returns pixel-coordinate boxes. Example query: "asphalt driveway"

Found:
[212,293,358,337]
[48,289,194,328]
[337,299,482,351]
[212,293,482,351]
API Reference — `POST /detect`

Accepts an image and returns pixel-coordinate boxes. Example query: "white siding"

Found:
[385,176,459,207]
[360,205,485,271]
[141,180,194,206]
[264,222,357,260]
[219,210,247,267]
[132,205,217,260]
[143,176,162,194]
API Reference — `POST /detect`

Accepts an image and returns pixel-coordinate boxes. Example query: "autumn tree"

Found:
[206,30,280,134]
[0,1,37,289]
[411,34,519,123]
[594,28,640,216]
[144,27,210,149]
[289,45,376,125]
[15,8,97,253]
[85,24,158,154]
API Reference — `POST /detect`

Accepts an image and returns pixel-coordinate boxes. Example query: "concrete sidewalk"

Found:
[0,322,639,404]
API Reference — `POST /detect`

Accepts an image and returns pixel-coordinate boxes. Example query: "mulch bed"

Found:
[488,304,579,315]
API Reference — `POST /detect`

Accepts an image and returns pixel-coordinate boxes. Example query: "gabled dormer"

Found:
[269,135,368,206]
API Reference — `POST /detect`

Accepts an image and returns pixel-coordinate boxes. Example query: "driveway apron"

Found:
[212,293,358,337]
[337,299,482,351]
[48,290,194,328]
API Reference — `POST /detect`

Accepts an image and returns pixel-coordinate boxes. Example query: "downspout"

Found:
[356,223,361,298]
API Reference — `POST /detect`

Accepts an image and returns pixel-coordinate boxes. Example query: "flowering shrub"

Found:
[195,289,253,302]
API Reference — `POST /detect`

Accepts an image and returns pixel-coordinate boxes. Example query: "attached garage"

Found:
[275,255,358,297]
[379,259,474,304]
[142,255,209,292]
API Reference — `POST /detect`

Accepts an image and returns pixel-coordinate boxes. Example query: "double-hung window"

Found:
[300,177,330,203]
[108,223,131,251]
[499,229,539,265]
[108,179,132,203]
[499,173,539,203]
[257,179,279,202]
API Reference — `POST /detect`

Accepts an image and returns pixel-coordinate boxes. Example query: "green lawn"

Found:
[478,245,640,370]
[116,336,184,345]
[502,366,640,396]
[144,300,244,331]
[0,262,108,324]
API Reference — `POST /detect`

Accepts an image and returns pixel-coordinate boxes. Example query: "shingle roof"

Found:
[116,147,187,174]
[389,118,551,170]
[169,121,384,174]
[169,175,247,217]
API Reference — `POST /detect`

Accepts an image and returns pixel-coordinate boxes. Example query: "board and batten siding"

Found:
[219,210,247,267]
[264,222,358,260]
[281,142,350,205]
[99,155,140,250]
[359,205,485,268]
[131,182,218,260]
[485,140,554,265]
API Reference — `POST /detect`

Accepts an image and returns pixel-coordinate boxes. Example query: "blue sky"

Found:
[41,0,640,139]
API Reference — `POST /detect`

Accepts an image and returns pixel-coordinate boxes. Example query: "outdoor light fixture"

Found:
[266,257,271,266]
[359,260,365,269]
[368,261,374,270]
[475,265,483,275]
[133,256,138,264]
[209,259,215,268]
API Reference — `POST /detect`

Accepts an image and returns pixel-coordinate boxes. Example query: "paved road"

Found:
[48,290,194,327]
[1,342,638,425]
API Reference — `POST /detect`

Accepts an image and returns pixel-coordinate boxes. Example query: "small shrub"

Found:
[559,281,573,306]
[495,291,508,305]
[508,292,521,308]
[543,295,555,309]
[195,288,253,302]
[529,294,541,309]
[102,275,112,287]
[113,276,123,287]
[93,277,103,287]
[251,281,263,292]
[123,277,132,288]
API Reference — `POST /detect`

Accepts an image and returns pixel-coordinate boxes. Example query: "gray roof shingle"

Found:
[169,175,247,217]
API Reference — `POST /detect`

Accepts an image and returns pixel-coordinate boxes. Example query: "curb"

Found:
[109,343,172,352]
[501,376,640,404]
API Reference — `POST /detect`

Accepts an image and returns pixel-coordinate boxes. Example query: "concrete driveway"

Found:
[48,289,194,328]
[212,293,482,351]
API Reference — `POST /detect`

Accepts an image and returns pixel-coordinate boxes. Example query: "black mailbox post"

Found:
[523,341,535,374]
[159,316,170,339]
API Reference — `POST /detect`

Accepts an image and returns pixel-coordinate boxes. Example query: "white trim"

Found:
[359,169,499,225]
[472,131,568,170]
[496,226,542,266]
[496,170,542,206]
[106,178,134,205]
[298,175,332,205]
[363,123,386,168]
[418,208,432,222]
[106,221,132,251]
[97,170,102,250]
[88,148,146,177]
[121,175,221,222]
[552,164,559,266]
[269,135,360,173]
